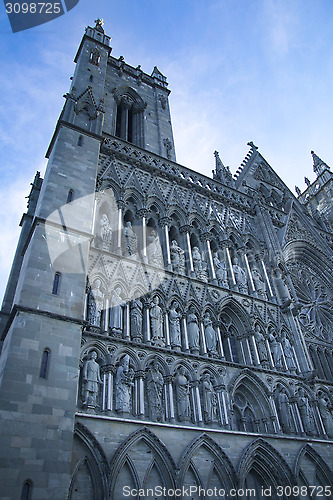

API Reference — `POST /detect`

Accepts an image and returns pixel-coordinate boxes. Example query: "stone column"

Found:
[159,217,172,271]
[135,370,145,417]
[103,295,110,333]
[200,320,208,357]
[180,224,193,275]
[216,325,225,359]
[137,208,148,262]
[191,380,202,425]
[101,364,114,412]
[143,299,151,344]
[116,199,125,254]
[164,311,171,348]
[182,316,190,353]
[244,252,255,293]
[165,376,175,423]
[290,396,304,435]
[250,333,261,366]
[124,302,130,339]
[217,385,230,428]
[225,245,236,287]
[260,257,274,298]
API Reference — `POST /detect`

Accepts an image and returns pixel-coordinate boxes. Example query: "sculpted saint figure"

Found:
[146,359,164,422]
[204,312,218,357]
[87,279,104,327]
[146,229,164,267]
[253,324,268,365]
[150,296,164,346]
[169,302,182,349]
[99,213,112,250]
[280,332,296,372]
[268,328,283,368]
[297,388,315,435]
[170,240,185,275]
[115,355,134,413]
[124,221,138,257]
[192,246,202,276]
[318,392,333,437]
[130,299,143,342]
[82,351,102,407]
[200,373,217,423]
[275,385,292,434]
[187,307,200,354]
[233,257,248,293]
[213,252,228,287]
[251,265,266,298]
[175,366,191,421]
[110,287,125,332]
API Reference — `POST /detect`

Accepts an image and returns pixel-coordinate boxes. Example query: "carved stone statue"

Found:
[110,287,125,332]
[200,373,217,423]
[268,328,283,368]
[115,355,134,414]
[297,388,315,435]
[87,279,104,327]
[82,351,102,407]
[251,265,267,299]
[146,359,164,422]
[187,307,200,354]
[213,252,228,287]
[233,257,248,293]
[170,240,185,275]
[130,299,143,342]
[150,296,164,346]
[204,312,218,357]
[192,246,202,276]
[318,392,333,437]
[99,213,112,250]
[124,221,138,257]
[280,332,296,372]
[175,367,191,421]
[275,385,292,434]
[253,324,268,366]
[146,229,164,267]
[169,302,182,349]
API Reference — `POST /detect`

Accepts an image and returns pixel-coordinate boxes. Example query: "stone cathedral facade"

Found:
[1,20,333,500]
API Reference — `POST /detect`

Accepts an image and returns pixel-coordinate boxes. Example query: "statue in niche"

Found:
[280,332,296,372]
[110,287,125,333]
[82,351,102,407]
[99,213,112,250]
[253,324,268,366]
[130,299,143,342]
[318,391,333,437]
[146,359,164,422]
[150,296,164,347]
[297,387,315,435]
[200,373,217,423]
[268,328,283,368]
[198,252,209,282]
[170,240,185,275]
[192,246,202,276]
[146,229,164,267]
[213,252,228,287]
[115,354,134,413]
[87,279,104,327]
[232,256,248,293]
[169,302,182,350]
[204,312,218,357]
[187,307,200,354]
[251,265,267,299]
[124,221,138,257]
[275,385,292,434]
[175,366,191,421]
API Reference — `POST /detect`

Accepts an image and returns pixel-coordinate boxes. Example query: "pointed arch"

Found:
[109,427,176,499]
[238,438,295,492]
[179,433,237,490]
[295,444,333,487]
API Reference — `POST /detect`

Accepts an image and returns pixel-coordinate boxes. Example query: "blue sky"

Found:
[1,0,333,300]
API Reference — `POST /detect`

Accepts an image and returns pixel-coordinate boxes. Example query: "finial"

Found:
[94,18,105,33]
[295,186,301,196]
[311,150,330,176]
[304,177,311,187]
[247,141,258,150]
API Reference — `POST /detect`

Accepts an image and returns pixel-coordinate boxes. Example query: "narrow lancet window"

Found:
[67,189,74,203]
[21,481,32,500]
[39,349,50,379]
[52,272,61,295]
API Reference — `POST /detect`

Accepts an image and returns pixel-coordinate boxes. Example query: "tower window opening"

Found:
[67,189,74,203]
[39,349,50,379]
[52,272,61,295]
[78,135,83,147]
[21,481,32,500]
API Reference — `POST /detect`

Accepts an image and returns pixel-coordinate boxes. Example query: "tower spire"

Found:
[213,151,234,186]
[311,150,330,176]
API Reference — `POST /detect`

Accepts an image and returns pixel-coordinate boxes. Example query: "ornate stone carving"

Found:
[318,391,333,437]
[98,213,112,250]
[130,299,143,342]
[82,351,102,408]
[200,373,217,424]
[124,221,138,257]
[253,324,268,367]
[251,265,267,299]
[110,287,125,333]
[87,279,104,327]
[275,385,293,434]
[213,252,228,287]
[296,388,316,435]
[146,359,164,422]
[115,355,134,414]
[232,257,248,293]
[163,138,173,159]
[169,302,182,350]
[268,327,283,369]
[146,229,164,267]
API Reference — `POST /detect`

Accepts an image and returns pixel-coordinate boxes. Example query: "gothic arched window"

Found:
[67,189,74,203]
[21,480,32,500]
[113,87,145,147]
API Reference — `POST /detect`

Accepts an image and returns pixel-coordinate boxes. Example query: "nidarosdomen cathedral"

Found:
[0,20,333,500]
